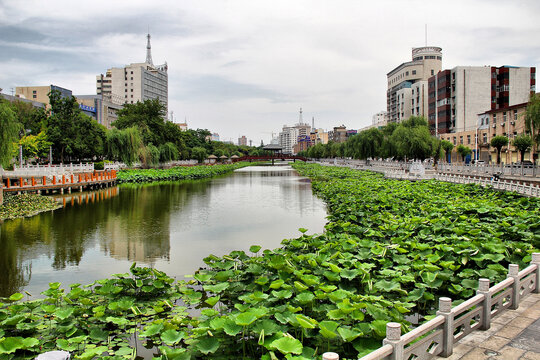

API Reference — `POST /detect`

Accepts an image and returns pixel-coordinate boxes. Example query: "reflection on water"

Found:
[0,165,327,297]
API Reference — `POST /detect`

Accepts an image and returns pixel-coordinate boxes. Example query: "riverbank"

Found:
[0,193,62,221]
[116,162,252,183]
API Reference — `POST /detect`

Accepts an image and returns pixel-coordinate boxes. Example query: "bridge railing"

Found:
[2,163,95,177]
[1,170,117,192]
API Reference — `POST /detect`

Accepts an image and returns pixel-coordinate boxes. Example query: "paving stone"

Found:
[494,345,525,359]
[508,318,540,352]
[494,325,525,339]
[477,335,510,351]
[522,351,540,360]
[507,316,537,329]
[460,347,489,360]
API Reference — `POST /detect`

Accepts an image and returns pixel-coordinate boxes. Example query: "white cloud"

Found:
[1,0,539,144]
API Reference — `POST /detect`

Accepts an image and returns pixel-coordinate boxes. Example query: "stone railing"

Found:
[2,163,94,177]
[438,163,539,177]
[322,253,540,360]
[435,173,540,197]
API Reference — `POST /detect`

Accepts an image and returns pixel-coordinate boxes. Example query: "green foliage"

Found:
[113,99,167,145]
[106,126,143,166]
[116,163,249,183]
[0,101,21,167]
[191,146,208,163]
[525,93,540,154]
[456,144,472,162]
[441,140,454,162]
[19,131,52,160]
[490,136,509,164]
[512,134,533,163]
[0,194,61,220]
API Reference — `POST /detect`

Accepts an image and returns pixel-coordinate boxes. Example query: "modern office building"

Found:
[387,46,443,123]
[328,125,347,143]
[96,33,168,113]
[75,95,122,129]
[15,84,72,108]
[428,66,535,134]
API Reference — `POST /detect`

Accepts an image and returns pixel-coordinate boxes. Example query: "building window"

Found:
[503,112,507,122]
[514,110,517,121]
[431,69,434,76]
[406,71,409,76]
[33,95,37,99]
[131,89,133,92]
[483,133,487,143]
[130,71,133,74]
[467,135,471,144]
[460,136,463,144]
[453,136,456,145]
[493,114,497,123]
[412,70,416,75]
[32,90,37,94]
[131,77,133,80]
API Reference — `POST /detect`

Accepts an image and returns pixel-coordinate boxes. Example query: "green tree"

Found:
[106,126,143,166]
[524,93,540,162]
[390,124,433,160]
[114,99,167,145]
[490,136,509,164]
[10,100,48,135]
[0,101,22,167]
[19,131,52,161]
[159,142,179,162]
[456,144,472,163]
[191,146,208,163]
[47,90,81,162]
[72,114,107,161]
[441,140,454,163]
[345,128,383,159]
[512,134,533,164]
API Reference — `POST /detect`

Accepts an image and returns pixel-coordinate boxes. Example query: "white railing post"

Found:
[532,253,540,294]
[508,264,520,310]
[322,352,339,360]
[436,297,453,357]
[477,278,491,330]
[382,322,403,360]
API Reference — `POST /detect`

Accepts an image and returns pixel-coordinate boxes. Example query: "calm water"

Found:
[0,165,327,297]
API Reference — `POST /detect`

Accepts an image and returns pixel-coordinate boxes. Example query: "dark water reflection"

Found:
[0,165,327,297]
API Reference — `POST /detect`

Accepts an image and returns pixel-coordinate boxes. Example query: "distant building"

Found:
[75,95,122,129]
[96,33,168,113]
[439,101,532,164]
[372,111,388,126]
[238,135,248,146]
[0,93,46,110]
[328,125,347,143]
[176,122,188,131]
[293,135,312,154]
[387,46,443,123]
[279,108,312,154]
[15,84,72,108]
[428,66,535,134]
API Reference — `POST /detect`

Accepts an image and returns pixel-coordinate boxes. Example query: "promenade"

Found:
[438,292,540,360]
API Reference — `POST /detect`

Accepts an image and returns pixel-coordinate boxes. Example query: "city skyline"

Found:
[1,0,539,144]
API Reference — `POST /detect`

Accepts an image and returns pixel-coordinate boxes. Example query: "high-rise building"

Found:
[387,46,443,123]
[238,136,248,146]
[96,33,168,113]
[428,66,535,134]
[279,108,312,154]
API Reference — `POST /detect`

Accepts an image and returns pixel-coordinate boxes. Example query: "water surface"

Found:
[0,165,327,297]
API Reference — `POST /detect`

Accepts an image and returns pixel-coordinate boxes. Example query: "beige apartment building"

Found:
[15,84,72,107]
[96,34,168,113]
[387,46,443,123]
[439,102,533,164]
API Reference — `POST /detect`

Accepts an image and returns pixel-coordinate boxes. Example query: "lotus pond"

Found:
[0,163,538,359]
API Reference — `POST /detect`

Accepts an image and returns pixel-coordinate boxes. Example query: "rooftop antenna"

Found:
[146,29,154,66]
[312,116,315,129]
[299,107,303,124]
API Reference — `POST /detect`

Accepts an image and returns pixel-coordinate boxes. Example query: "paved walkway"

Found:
[437,292,540,360]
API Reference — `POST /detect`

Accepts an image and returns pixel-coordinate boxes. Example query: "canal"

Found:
[0,165,328,297]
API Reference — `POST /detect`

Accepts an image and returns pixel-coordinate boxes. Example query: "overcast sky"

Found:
[1,0,539,144]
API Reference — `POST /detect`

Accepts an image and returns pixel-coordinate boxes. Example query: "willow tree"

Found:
[106,126,143,166]
[0,101,21,168]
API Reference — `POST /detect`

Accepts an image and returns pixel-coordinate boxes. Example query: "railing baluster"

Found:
[508,264,520,310]
[437,297,453,357]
